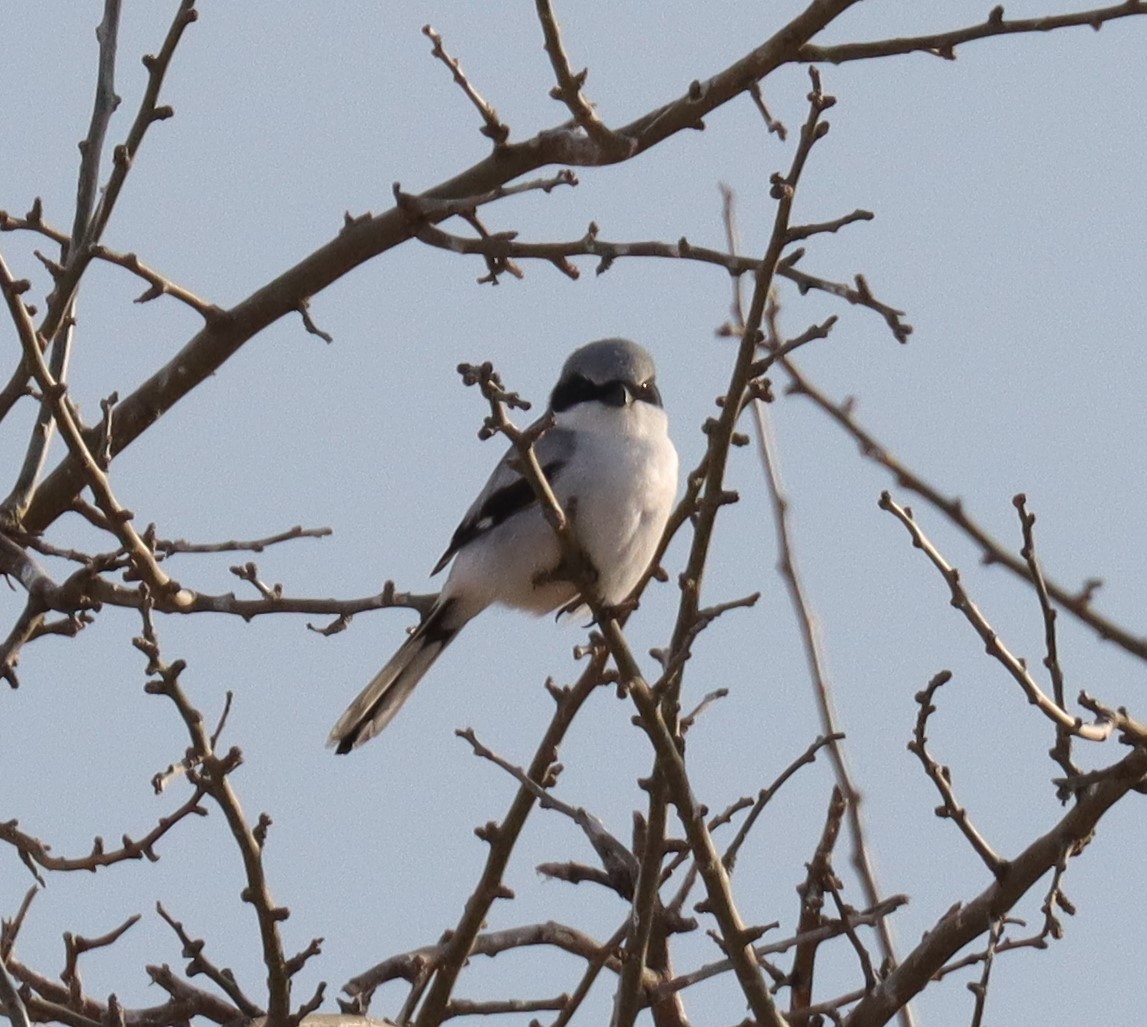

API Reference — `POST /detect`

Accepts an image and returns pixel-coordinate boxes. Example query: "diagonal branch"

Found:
[422,24,510,145]
[410,661,610,1026]
[800,3,1147,64]
[751,335,910,1024]
[880,492,1111,742]
[0,252,188,605]
[781,359,1147,661]
[19,0,868,536]
[844,745,1147,1027]
[534,0,633,157]
[0,950,31,1027]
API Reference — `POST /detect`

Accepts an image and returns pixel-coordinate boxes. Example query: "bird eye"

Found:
[637,380,663,408]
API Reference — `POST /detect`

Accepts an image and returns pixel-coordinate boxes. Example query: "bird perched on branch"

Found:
[329,338,679,753]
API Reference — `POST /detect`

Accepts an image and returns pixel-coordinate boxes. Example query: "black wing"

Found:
[431,443,570,575]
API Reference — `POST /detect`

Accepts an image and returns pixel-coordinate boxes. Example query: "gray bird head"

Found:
[549,338,663,413]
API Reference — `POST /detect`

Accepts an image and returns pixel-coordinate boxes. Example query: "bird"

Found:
[328,338,679,753]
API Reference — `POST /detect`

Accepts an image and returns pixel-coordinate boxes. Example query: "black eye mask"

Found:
[550,374,662,413]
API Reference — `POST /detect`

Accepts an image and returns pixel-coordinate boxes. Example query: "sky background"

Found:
[2,3,1146,1025]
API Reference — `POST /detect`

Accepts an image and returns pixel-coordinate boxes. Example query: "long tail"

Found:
[328,600,465,753]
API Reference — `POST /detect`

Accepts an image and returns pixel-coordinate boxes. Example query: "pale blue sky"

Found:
[2,4,1146,1026]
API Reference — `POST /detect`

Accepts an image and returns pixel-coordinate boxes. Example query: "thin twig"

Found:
[155,904,262,1017]
[967,919,1003,1027]
[410,662,610,1026]
[781,359,1147,660]
[880,492,1112,742]
[422,24,510,145]
[722,174,909,1023]
[1,0,125,524]
[412,219,909,340]
[455,726,637,896]
[150,524,332,556]
[548,922,628,1027]
[722,733,843,873]
[846,733,1147,1023]
[654,896,908,1000]
[790,786,847,1017]
[748,82,788,139]
[800,3,1147,64]
[395,170,577,219]
[1014,494,1079,781]
[534,0,634,157]
[0,789,207,883]
[908,672,1006,877]
[0,253,189,606]
[139,630,291,1026]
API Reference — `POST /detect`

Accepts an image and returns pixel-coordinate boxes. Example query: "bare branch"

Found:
[71,0,123,249]
[0,252,190,605]
[966,919,1003,1027]
[908,672,1006,877]
[753,386,907,997]
[655,896,908,1000]
[422,24,510,145]
[846,741,1147,1024]
[549,923,629,1027]
[101,245,221,319]
[348,920,642,1002]
[782,360,1147,660]
[748,81,788,139]
[445,995,567,1019]
[409,660,610,1026]
[140,638,292,1026]
[155,903,263,1017]
[0,0,128,525]
[880,492,1112,742]
[729,193,907,1015]
[455,726,638,898]
[1014,494,1079,781]
[63,915,141,1002]
[79,1,197,255]
[800,3,1147,64]
[394,170,577,220]
[0,790,207,882]
[612,773,668,1027]
[722,733,844,874]
[88,576,435,621]
[151,524,333,557]
[534,0,634,158]
[790,786,847,1018]
[786,208,873,243]
[0,949,31,1027]
[412,219,910,341]
[0,212,221,322]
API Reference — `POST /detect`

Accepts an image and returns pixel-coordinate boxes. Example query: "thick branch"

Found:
[845,746,1147,1027]
[20,0,862,533]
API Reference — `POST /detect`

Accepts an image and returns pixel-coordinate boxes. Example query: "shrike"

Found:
[329,338,679,753]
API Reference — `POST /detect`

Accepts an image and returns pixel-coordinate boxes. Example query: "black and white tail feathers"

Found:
[327,600,464,754]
